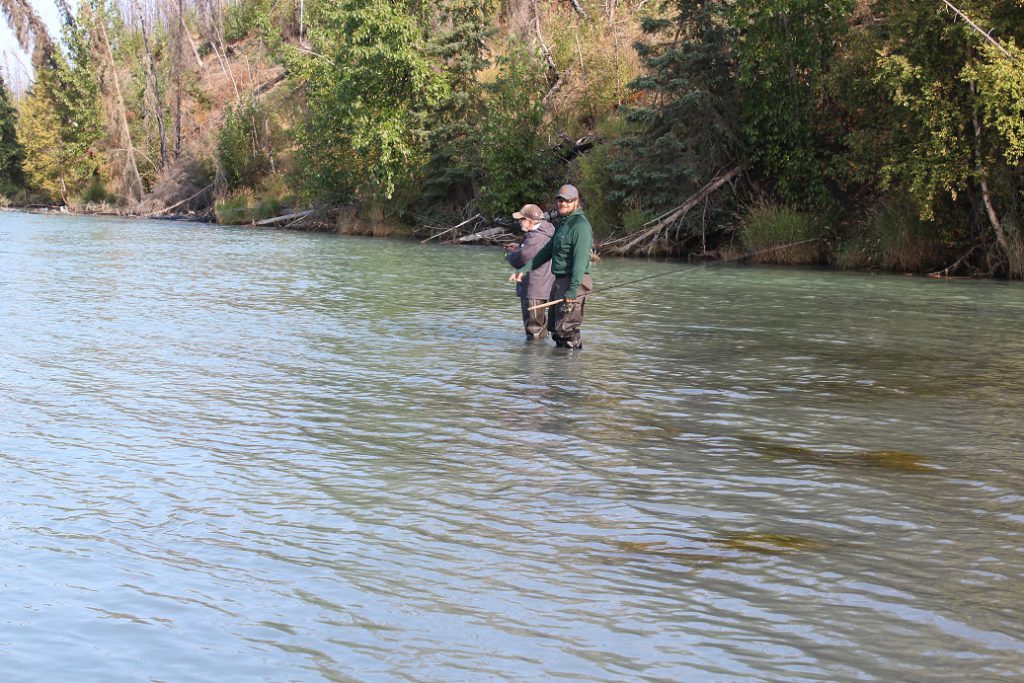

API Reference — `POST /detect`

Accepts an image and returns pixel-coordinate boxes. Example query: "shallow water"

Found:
[1,212,1022,681]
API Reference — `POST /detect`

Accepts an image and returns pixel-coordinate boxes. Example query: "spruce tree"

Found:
[612,1,741,228]
[419,0,497,213]
[0,74,25,193]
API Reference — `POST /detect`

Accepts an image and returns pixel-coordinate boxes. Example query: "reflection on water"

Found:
[1,212,1023,681]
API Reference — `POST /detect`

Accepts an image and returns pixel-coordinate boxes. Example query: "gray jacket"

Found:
[506,220,555,300]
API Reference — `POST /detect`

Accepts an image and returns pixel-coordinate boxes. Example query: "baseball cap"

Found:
[556,184,580,200]
[512,204,544,221]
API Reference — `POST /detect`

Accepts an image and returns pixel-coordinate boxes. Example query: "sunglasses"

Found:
[556,197,576,203]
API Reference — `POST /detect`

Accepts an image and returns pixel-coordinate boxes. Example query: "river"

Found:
[1,211,1022,682]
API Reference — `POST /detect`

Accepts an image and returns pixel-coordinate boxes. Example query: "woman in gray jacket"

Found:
[505,204,555,340]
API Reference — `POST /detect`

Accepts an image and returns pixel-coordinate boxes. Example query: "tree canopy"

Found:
[1,0,1022,276]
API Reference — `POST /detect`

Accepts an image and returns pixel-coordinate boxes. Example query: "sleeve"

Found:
[516,238,553,274]
[565,220,592,299]
[506,230,546,269]
[506,245,527,269]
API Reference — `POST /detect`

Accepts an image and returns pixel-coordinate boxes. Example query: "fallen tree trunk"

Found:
[420,213,481,243]
[608,164,745,255]
[253,209,316,226]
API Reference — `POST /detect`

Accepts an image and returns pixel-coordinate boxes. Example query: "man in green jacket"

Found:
[516,184,593,349]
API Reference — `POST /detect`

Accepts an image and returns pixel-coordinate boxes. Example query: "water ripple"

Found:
[2,213,1023,681]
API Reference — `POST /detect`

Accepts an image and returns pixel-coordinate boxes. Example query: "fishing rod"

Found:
[527,238,821,312]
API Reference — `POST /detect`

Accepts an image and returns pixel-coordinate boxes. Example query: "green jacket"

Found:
[518,208,592,299]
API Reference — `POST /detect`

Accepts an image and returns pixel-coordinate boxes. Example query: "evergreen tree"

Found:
[612,1,741,227]
[731,0,853,204]
[50,10,104,197]
[0,74,25,193]
[14,7,103,202]
[419,0,497,212]
[17,79,63,200]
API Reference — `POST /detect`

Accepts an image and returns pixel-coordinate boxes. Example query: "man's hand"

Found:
[503,242,518,251]
[508,272,524,283]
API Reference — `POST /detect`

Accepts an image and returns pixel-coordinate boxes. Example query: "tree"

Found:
[0,74,24,192]
[476,40,549,215]
[16,80,63,200]
[731,0,853,204]
[850,0,1024,274]
[612,1,742,233]
[419,0,497,212]
[289,0,447,201]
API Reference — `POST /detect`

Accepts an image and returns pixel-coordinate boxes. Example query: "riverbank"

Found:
[3,201,1015,281]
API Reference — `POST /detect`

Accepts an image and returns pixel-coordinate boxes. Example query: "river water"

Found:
[1,212,1022,682]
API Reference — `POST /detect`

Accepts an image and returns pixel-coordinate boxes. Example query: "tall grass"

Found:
[737,203,824,264]
[835,200,947,272]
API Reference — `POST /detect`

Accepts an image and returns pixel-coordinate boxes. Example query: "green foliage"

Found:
[964,43,1024,166]
[14,9,105,202]
[476,41,549,215]
[289,0,447,201]
[0,75,25,193]
[214,189,257,224]
[17,83,63,200]
[223,0,288,49]
[731,0,853,205]
[80,176,115,204]
[224,0,274,43]
[214,175,295,223]
[419,0,498,211]
[740,203,824,264]
[835,199,949,272]
[741,204,821,246]
[550,18,642,131]
[860,1,1024,221]
[218,98,272,189]
[576,115,631,234]
[612,0,741,246]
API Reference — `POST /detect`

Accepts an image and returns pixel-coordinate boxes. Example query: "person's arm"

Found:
[565,220,592,299]
[515,238,553,274]
[506,243,528,268]
[511,226,554,268]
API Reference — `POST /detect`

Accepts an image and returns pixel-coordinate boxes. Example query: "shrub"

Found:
[739,203,824,264]
[223,0,273,43]
[80,177,115,204]
[217,98,272,190]
[476,41,550,215]
[837,199,949,273]
[575,114,631,237]
[215,189,256,224]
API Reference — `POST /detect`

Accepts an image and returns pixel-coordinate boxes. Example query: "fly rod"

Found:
[527,239,821,312]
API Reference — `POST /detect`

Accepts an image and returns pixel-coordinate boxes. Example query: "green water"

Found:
[1,211,1022,681]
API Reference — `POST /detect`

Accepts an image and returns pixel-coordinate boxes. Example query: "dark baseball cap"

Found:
[512,204,544,220]
[556,184,580,200]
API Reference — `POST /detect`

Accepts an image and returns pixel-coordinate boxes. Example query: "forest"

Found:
[0,0,1022,276]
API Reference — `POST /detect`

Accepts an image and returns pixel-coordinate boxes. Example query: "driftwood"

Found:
[253,209,316,226]
[607,164,745,255]
[552,133,597,162]
[421,213,482,243]
[459,226,510,243]
[142,182,215,217]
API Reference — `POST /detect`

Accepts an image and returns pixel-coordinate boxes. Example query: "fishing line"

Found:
[528,239,821,311]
